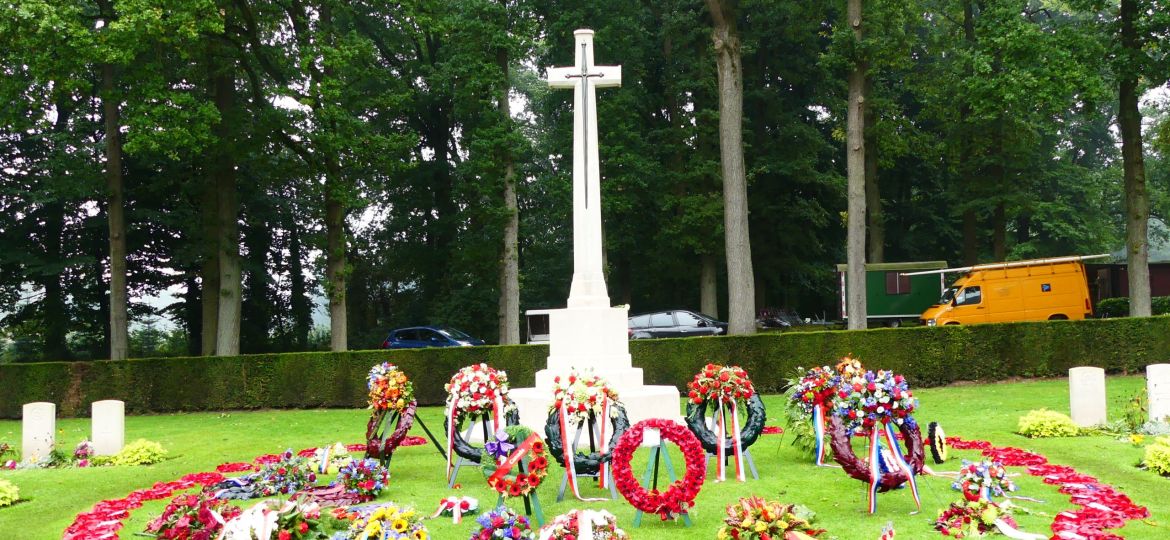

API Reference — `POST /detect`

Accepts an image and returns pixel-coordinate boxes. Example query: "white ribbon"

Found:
[538,510,610,540]
[994,519,1047,539]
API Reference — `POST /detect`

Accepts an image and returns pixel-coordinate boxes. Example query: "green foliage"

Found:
[1017,409,1080,438]
[0,478,18,508]
[1123,388,1150,433]
[1096,297,1170,318]
[110,439,168,467]
[1143,437,1170,476]
[2,317,1168,418]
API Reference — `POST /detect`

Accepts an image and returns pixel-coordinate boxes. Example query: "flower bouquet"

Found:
[551,371,620,425]
[73,440,94,467]
[716,497,825,540]
[145,493,242,539]
[539,509,629,540]
[256,450,319,497]
[835,356,865,379]
[469,506,535,540]
[790,366,839,415]
[220,499,330,540]
[446,364,514,420]
[688,364,754,405]
[832,369,916,433]
[341,502,429,540]
[934,499,1019,538]
[337,458,389,500]
[953,460,1017,501]
[369,362,414,413]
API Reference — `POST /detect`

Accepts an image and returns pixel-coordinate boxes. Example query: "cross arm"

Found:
[592,65,621,88]
[547,67,578,89]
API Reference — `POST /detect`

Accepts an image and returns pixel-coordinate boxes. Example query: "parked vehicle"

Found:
[914,255,1107,326]
[381,326,485,349]
[837,261,950,327]
[627,310,727,339]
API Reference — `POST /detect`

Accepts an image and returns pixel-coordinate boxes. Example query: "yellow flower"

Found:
[392,518,409,532]
[755,522,768,533]
[1131,434,1145,446]
[413,530,428,540]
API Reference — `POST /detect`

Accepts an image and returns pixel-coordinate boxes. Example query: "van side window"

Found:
[885,272,911,295]
[955,286,982,306]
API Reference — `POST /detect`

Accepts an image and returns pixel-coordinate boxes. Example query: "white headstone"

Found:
[91,400,125,456]
[21,402,56,464]
[1068,366,1107,427]
[1147,364,1170,423]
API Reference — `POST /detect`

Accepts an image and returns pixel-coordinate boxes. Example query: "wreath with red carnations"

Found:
[610,419,706,520]
[684,364,766,456]
[480,426,549,498]
[445,364,520,463]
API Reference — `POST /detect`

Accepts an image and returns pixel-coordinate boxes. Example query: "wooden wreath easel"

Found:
[447,411,500,488]
[369,408,447,466]
[704,404,759,480]
[557,410,618,501]
[631,430,693,528]
[494,456,545,526]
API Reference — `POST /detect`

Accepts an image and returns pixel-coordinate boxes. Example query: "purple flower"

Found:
[484,430,514,459]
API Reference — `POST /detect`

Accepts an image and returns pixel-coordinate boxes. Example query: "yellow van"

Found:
[915,255,1105,326]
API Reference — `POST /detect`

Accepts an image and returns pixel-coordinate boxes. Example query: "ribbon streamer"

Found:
[880,422,922,511]
[558,403,607,501]
[993,519,1047,539]
[813,404,828,466]
[867,429,881,514]
[445,404,458,483]
[716,400,727,481]
[488,433,540,489]
[598,398,610,489]
[730,400,745,481]
[428,496,476,524]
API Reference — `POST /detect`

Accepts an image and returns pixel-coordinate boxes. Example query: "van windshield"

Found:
[939,286,959,305]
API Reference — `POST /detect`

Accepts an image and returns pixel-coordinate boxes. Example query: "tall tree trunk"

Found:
[959,0,979,267]
[288,215,311,350]
[845,0,868,330]
[42,203,69,361]
[1120,0,1151,317]
[864,79,883,263]
[200,188,220,356]
[706,0,755,335]
[496,47,520,345]
[183,273,201,356]
[101,61,129,360]
[325,176,347,351]
[212,71,241,356]
[700,253,718,318]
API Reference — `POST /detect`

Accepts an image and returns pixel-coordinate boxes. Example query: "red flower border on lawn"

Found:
[610,418,706,521]
[948,436,1149,539]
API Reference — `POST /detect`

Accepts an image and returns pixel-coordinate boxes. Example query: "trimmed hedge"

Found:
[1096,296,1170,318]
[2,316,1168,418]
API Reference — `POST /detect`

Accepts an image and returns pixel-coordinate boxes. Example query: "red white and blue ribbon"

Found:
[867,429,882,514]
[714,400,746,482]
[880,422,921,511]
[813,404,829,466]
[557,403,607,501]
[597,398,610,489]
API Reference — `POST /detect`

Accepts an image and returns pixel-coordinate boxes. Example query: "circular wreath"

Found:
[445,364,513,420]
[368,362,415,412]
[611,419,706,520]
[928,421,949,464]
[445,397,520,463]
[953,459,1017,501]
[831,369,917,434]
[544,402,630,475]
[366,399,417,462]
[827,414,925,491]
[687,363,755,403]
[790,365,839,414]
[480,426,549,498]
[685,393,767,455]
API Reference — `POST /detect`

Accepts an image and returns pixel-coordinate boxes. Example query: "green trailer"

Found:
[836,261,948,327]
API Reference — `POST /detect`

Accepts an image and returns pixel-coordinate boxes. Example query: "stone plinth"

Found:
[21,402,56,464]
[1148,364,1170,423]
[92,400,125,456]
[1068,366,1106,427]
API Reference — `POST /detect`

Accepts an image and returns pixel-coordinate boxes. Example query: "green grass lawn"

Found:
[0,376,1166,539]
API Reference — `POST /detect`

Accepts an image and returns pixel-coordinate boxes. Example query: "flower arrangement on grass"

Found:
[551,371,620,424]
[716,497,824,540]
[952,460,1017,501]
[934,499,1019,538]
[446,364,514,420]
[790,366,839,415]
[144,493,242,540]
[539,509,628,540]
[337,458,388,500]
[832,369,916,433]
[368,362,414,413]
[429,496,478,524]
[611,419,706,520]
[0,479,19,508]
[480,426,549,498]
[469,507,535,540]
[1016,409,1079,438]
[342,502,428,540]
[221,499,330,540]
[688,363,755,404]
[73,440,94,467]
[255,449,318,497]
[110,439,168,466]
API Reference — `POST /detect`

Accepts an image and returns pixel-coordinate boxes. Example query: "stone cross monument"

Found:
[511,29,680,430]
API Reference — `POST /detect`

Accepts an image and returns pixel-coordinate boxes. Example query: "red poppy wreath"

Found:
[610,418,706,520]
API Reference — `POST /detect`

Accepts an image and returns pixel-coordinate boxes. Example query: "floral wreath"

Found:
[934,499,1021,538]
[343,502,429,540]
[684,364,765,482]
[211,449,318,500]
[145,493,242,539]
[953,459,1017,501]
[545,370,628,496]
[366,399,418,463]
[611,419,706,520]
[718,497,826,539]
[337,458,389,500]
[551,371,621,423]
[369,362,415,413]
[470,506,537,539]
[928,421,949,464]
[427,495,478,524]
[445,364,520,474]
[832,369,916,433]
[539,509,629,540]
[790,365,844,466]
[480,426,549,498]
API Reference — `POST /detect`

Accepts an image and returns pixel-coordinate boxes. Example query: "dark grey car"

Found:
[627,310,728,339]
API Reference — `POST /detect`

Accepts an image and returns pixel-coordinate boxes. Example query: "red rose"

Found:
[279,531,291,540]
[298,521,309,534]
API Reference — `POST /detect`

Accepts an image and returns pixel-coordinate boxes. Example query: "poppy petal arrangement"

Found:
[610,418,706,520]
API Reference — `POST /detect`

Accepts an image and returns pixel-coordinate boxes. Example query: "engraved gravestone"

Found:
[1147,364,1170,423]
[92,400,125,456]
[1068,366,1106,427]
[21,402,56,464]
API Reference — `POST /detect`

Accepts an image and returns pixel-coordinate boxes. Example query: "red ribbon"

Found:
[488,433,541,489]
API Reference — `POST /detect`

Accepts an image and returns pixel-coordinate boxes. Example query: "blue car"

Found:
[381,326,485,349]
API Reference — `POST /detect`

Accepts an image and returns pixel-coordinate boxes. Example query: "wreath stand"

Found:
[557,411,618,501]
[369,409,448,465]
[493,457,545,526]
[631,430,693,528]
[448,413,498,489]
[705,407,759,480]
